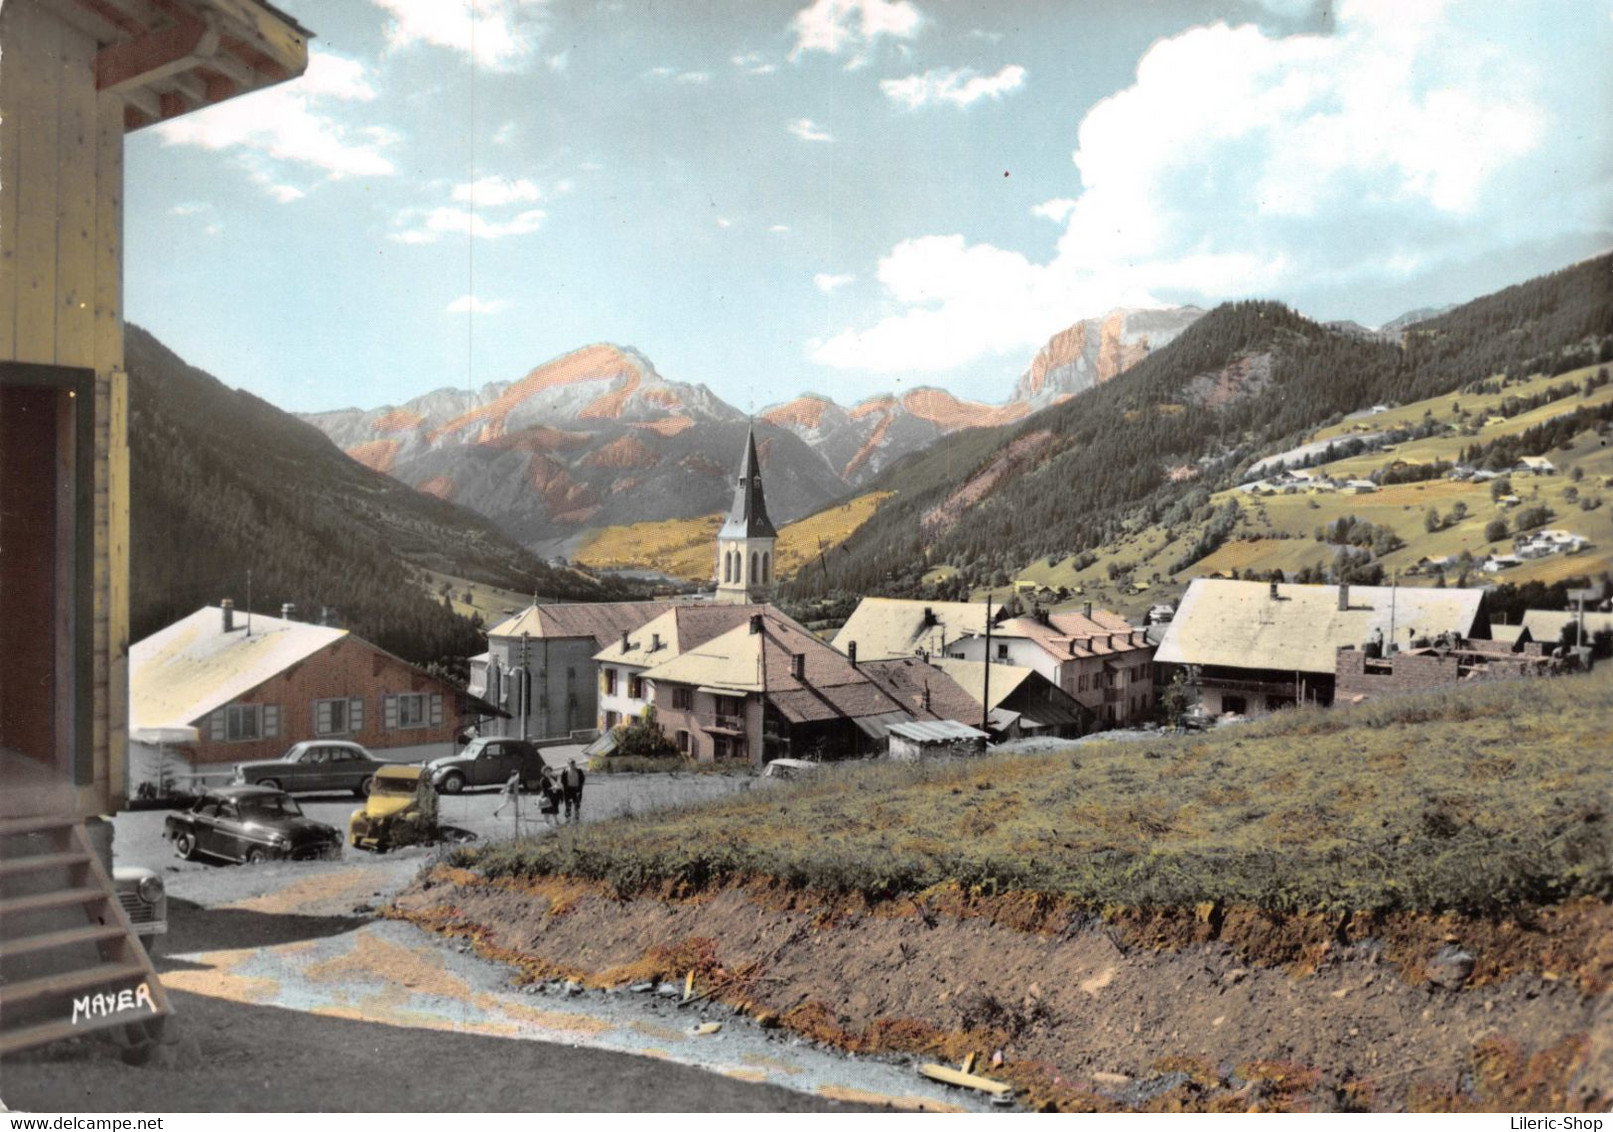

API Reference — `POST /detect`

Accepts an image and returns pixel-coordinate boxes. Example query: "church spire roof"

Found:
[719,425,777,540]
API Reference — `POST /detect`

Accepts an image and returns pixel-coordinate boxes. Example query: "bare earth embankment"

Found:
[391,670,1613,1112]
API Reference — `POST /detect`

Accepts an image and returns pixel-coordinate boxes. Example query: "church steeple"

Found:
[714,425,777,603]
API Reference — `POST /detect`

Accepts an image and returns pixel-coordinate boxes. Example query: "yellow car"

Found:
[348,764,437,853]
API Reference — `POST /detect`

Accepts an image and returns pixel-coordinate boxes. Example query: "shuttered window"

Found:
[315,697,363,735]
[225,704,261,742]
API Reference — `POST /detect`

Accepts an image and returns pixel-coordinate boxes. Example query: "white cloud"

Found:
[169,202,210,216]
[1031,197,1077,223]
[155,51,395,184]
[547,51,569,73]
[733,52,778,75]
[880,64,1026,110]
[368,0,550,72]
[492,121,518,146]
[790,0,923,67]
[814,0,1602,374]
[770,224,792,233]
[266,184,306,203]
[645,66,712,84]
[716,216,733,228]
[814,272,855,293]
[451,176,544,206]
[447,294,512,314]
[787,117,835,142]
[390,206,547,243]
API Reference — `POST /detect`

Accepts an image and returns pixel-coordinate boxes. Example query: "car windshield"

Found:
[238,795,303,820]
[372,777,417,796]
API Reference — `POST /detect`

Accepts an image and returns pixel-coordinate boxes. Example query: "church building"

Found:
[714,426,777,604]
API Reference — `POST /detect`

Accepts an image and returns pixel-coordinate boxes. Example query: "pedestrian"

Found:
[491,769,521,818]
[538,768,561,828]
[560,758,586,823]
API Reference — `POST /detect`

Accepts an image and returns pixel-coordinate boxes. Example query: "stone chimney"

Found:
[281,603,296,621]
[792,653,806,680]
[621,629,630,652]
[1269,580,1279,600]
[847,641,858,667]
[651,632,662,652]
[922,606,937,627]
[1083,601,1092,620]
[1338,583,1350,611]
[749,614,763,635]
[221,599,235,633]
[922,684,932,712]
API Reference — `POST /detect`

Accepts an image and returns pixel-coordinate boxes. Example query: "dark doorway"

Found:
[0,364,94,781]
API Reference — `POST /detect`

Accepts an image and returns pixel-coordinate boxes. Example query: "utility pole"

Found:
[519,631,531,741]
[981,592,993,734]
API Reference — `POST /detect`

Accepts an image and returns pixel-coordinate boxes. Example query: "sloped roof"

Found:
[647,607,912,724]
[1520,609,1613,643]
[719,426,778,540]
[489,601,674,645]
[830,598,998,661]
[927,658,1033,711]
[887,719,989,743]
[859,657,984,722]
[131,606,344,730]
[1154,580,1489,675]
[593,604,761,666]
[991,611,1146,661]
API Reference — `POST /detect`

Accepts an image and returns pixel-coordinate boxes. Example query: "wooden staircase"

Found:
[0,813,170,1056]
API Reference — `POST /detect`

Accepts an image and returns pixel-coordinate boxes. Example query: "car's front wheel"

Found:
[356,776,375,798]
[439,772,465,795]
[174,832,197,860]
[257,778,280,792]
[245,848,269,864]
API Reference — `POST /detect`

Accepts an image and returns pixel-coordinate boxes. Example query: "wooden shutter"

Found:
[349,697,365,732]
[428,694,443,727]
[263,704,280,739]
[315,700,331,735]
[208,710,225,742]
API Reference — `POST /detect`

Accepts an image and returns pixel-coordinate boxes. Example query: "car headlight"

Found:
[270,833,290,846]
[137,876,164,904]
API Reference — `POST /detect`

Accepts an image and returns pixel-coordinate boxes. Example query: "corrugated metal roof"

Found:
[1155,580,1489,674]
[886,719,989,743]
[131,607,345,730]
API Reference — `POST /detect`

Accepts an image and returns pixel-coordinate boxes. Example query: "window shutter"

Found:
[315,700,331,735]
[428,694,443,727]
[209,710,225,742]
[349,697,364,732]
[263,705,280,739]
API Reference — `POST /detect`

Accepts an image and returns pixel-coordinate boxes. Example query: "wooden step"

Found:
[0,960,150,1008]
[0,1010,161,1059]
[0,815,77,838]
[0,851,92,878]
[0,886,107,918]
[1,923,127,959]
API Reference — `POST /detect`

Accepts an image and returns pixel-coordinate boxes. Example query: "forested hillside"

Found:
[783,253,1613,604]
[127,326,642,669]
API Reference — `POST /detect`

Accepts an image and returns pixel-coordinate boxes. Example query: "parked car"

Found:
[112,865,167,957]
[425,737,547,794]
[762,758,820,780]
[233,740,387,796]
[165,785,342,864]
[349,765,437,853]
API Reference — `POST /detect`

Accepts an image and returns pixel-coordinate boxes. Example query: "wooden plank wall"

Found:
[1,0,128,815]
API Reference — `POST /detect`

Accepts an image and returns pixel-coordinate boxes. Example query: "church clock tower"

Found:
[714,426,778,604]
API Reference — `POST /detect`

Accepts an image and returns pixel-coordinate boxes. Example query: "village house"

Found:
[1154,579,1491,715]
[1515,456,1557,475]
[928,657,1094,739]
[942,604,1155,727]
[1520,608,1613,649]
[830,596,1006,661]
[590,604,762,737]
[643,608,942,764]
[129,604,489,795]
[470,600,674,741]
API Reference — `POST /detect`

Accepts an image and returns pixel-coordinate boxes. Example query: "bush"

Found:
[1485,517,1509,542]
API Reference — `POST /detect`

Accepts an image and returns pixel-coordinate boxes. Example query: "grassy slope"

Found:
[1011,364,1613,621]
[465,666,1611,917]
[571,491,893,582]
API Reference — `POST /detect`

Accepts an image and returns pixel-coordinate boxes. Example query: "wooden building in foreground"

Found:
[0,0,312,1056]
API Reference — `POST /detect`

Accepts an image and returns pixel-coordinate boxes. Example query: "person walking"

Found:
[538,767,561,828]
[491,768,521,819]
[560,758,586,824]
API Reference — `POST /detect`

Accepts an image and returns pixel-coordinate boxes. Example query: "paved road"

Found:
[3,774,980,1114]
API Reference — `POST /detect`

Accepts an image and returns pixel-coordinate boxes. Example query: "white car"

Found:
[762,758,820,780]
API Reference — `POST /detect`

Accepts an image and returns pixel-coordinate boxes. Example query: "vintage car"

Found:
[112,865,168,957]
[165,785,342,864]
[762,758,821,780]
[232,740,387,796]
[348,764,438,853]
[425,737,547,794]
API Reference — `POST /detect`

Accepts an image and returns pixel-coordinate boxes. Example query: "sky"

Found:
[125,0,1613,414]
